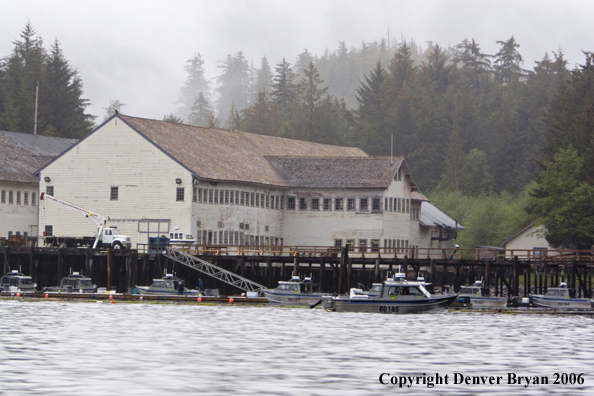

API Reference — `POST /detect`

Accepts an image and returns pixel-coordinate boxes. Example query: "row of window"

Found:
[0,190,37,206]
[6,231,29,238]
[192,187,415,215]
[197,230,279,246]
[334,239,411,253]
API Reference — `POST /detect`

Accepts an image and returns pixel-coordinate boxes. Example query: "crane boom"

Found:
[40,192,110,248]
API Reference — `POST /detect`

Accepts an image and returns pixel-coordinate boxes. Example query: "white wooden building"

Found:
[35,114,461,251]
[0,131,76,241]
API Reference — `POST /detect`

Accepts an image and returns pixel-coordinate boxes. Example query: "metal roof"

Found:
[419,201,464,229]
[0,131,77,183]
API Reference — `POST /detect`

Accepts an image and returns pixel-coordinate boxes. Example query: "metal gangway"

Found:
[163,246,266,293]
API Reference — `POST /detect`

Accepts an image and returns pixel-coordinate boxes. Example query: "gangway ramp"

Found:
[164,246,266,293]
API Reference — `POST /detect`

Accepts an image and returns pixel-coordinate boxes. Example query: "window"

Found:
[265,225,269,232]
[360,198,368,211]
[110,186,119,201]
[287,196,296,210]
[323,198,331,210]
[225,190,229,204]
[347,198,356,211]
[385,198,388,211]
[45,225,53,237]
[372,198,381,211]
[230,190,234,205]
[218,222,223,228]
[311,198,319,210]
[46,186,54,196]
[411,207,420,221]
[389,198,393,212]
[1,190,4,203]
[235,190,239,205]
[346,239,355,252]
[280,195,284,209]
[335,198,343,210]
[23,232,28,237]
[176,187,185,201]
[299,197,307,210]
[266,195,269,208]
[16,191,21,205]
[245,223,249,230]
[241,191,245,205]
[250,192,255,206]
[397,198,401,212]
[405,199,410,213]
[24,192,28,206]
[214,189,219,204]
[256,193,260,207]
[32,192,36,206]
[395,167,402,181]
[261,194,265,208]
[194,187,198,203]
[240,223,244,229]
[9,190,13,204]
[359,239,367,253]
[209,189,213,204]
[196,221,201,228]
[334,239,343,247]
[371,239,379,253]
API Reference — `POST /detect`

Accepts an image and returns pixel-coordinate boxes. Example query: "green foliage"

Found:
[429,188,532,249]
[175,53,210,121]
[0,22,94,137]
[529,146,594,248]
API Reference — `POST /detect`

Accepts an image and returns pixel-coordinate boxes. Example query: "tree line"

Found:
[2,22,593,249]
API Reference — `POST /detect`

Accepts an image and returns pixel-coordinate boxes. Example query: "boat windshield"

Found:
[19,278,34,285]
[80,280,94,287]
[460,287,481,295]
[277,283,299,291]
[546,289,569,297]
[370,284,382,293]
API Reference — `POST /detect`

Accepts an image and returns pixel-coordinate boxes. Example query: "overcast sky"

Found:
[1,0,593,123]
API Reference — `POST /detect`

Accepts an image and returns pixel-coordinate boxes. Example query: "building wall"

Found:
[0,181,39,239]
[504,225,552,258]
[38,118,193,248]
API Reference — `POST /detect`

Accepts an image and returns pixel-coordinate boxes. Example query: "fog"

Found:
[1,0,592,122]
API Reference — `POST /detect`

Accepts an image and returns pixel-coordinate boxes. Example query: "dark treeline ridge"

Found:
[2,22,594,248]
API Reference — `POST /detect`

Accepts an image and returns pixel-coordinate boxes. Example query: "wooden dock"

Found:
[2,245,593,298]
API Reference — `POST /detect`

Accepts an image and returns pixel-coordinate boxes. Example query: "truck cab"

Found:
[100,227,131,249]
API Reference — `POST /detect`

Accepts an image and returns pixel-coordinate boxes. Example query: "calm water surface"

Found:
[1,299,592,395]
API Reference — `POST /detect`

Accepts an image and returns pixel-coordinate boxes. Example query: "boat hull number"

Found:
[379,306,400,313]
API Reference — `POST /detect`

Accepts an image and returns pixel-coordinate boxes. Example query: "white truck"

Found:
[40,192,131,249]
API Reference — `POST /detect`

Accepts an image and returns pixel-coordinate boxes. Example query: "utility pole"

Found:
[34,81,39,135]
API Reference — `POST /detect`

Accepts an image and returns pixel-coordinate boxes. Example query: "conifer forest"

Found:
[2,22,594,249]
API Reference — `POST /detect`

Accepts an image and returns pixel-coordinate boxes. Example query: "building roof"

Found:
[0,131,77,184]
[120,115,368,186]
[420,201,464,229]
[267,156,408,189]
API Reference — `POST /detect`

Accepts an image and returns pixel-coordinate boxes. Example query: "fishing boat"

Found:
[44,272,97,293]
[1,270,37,292]
[530,283,592,310]
[135,273,199,296]
[263,275,324,305]
[456,280,508,308]
[321,273,457,314]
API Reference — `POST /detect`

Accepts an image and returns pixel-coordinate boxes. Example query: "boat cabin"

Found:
[1,270,36,292]
[169,228,196,245]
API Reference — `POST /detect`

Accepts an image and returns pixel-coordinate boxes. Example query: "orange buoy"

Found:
[45,293,49,298]
[197,297,202,302]
[229,298,234,303]
[16,292,21,297]
[110,300,116,304]
[109,294,113,299]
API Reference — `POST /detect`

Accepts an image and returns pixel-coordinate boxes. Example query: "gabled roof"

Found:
[267,156,407,188]
[0,131,77,184]
[120,115,368,186]
[420,202,464,229]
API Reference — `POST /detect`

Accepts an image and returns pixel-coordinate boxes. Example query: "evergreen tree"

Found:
[255,56,272,95]
[40,39,94,138]
[216,52,251,125]
[175,53,210,120]
[163,114,183,123]
[493,36,524,84]
[226,101,241,130]
[187,93,211,127]
[240,90,282,136]
[271,58,295,114]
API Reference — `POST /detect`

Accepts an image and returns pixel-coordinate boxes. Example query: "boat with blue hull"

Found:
[322,273,457,314]
[263,276,324,306]
[530,283,592,310]
[456,280,508,309]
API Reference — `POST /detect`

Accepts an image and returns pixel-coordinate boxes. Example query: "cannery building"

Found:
[35,114,461,251]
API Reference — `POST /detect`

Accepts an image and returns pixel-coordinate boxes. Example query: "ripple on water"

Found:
[0,300,592,395]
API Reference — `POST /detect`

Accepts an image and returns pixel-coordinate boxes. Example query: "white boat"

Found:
[456,280,508,308]
[321,273,457,314]
[44,272,97,293]
[135,274,199,296]
[1,270,37,292]
[530,283,592,310]
[263,275,324,306]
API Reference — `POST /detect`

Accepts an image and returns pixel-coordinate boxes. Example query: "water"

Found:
[1,299,593,395]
